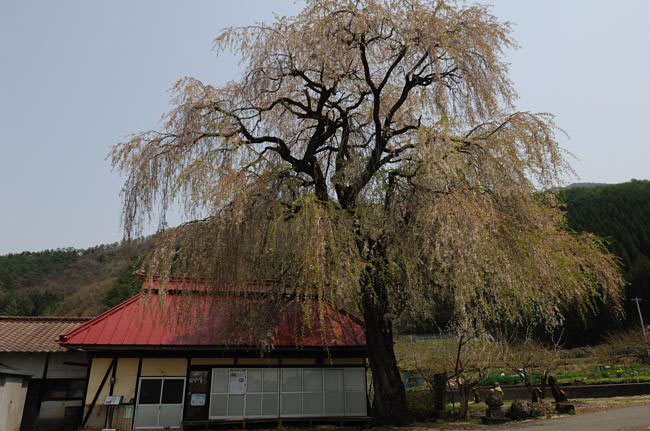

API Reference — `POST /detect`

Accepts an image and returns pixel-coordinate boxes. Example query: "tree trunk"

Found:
[458,383,471,419]
[362,281,410,425]
[433,373,447,415]
[540,373,548,399]
[472,387,481,404]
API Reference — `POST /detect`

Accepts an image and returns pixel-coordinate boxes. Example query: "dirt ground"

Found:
[571,394,650,414]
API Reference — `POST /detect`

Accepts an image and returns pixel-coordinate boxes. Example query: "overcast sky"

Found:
[1,0,648,255]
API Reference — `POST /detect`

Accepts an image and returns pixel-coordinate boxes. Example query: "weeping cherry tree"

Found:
[111,0,623,424]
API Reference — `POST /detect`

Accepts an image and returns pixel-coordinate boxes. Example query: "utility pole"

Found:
[631,297,647,342]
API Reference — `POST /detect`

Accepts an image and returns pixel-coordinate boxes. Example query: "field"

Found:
[394,335,650,389]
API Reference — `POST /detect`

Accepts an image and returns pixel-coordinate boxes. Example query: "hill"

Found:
[0,239,150,316]
[559,179,650,342]
[565,182,612,189]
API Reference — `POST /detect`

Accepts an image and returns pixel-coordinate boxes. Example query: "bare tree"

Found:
[410,324,499,419]
[501,332,564,402]
[596,330,650,365]
[111,0,623,424]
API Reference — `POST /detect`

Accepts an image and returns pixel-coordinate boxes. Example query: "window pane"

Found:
[324,369,343,391]
[161,379,184,404]
[228,395,244,416]
[345,391,367,416]
[211,369,229,393]
[209,394,227,417]
[43,380,68,401]
[263,369,278,392]
[245,393,262,416]
[281,369,302,392]
[247,370,262,392]
[67,379,86,399]
[281,393,301,416]
[303,393,323,415]
[324,391,344,415]
[262,393,278,416]
[139,379,162,404]
[344,368,365,391]
[303,369,322,392]
[159,404,183,427]
[134,405,158,428]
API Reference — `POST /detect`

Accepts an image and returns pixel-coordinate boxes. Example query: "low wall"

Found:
[465,382,650,401]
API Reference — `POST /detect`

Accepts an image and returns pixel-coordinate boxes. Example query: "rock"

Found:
[509,399,532,420]
[555,402,576,414]
[485,389,503,408]
[484,388,506,421]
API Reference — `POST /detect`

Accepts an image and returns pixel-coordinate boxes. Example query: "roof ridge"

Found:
[136,273,278,286]
[0,316,92,322]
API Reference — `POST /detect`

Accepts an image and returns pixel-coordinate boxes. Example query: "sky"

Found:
[0,0,648,254]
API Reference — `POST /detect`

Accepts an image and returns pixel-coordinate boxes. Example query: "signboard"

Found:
[190,393,206,406]
[189,371,207,384]
[122,405,134,419]
[103,395,122,405]
[229,370,247,394]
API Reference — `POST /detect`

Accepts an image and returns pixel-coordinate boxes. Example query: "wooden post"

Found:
[433,372,446,417]
[76,354,92,431]
[33,352,50,431]
[131,357,143,430]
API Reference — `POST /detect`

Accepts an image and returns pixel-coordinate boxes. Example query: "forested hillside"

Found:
[560,179,650,343]
[0,240,149,316]
[0,248,79,291]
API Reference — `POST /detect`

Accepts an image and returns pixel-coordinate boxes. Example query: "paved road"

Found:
[490,404,650,431]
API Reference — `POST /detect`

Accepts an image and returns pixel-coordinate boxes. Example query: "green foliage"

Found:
[562,180,650,270]
[0,249,79,290]
[559,180,650,343]
[0,291,63,316]
[102,258,144,308]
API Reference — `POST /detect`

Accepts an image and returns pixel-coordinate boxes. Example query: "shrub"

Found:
[406,390,438,421]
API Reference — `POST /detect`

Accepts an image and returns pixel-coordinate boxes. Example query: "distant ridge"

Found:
[564,182,611,189]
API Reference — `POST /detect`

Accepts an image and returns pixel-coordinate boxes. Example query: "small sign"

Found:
[229,370,247,394]
[104,395,122,405]
[189,371,207,384]
[123,405,134,419]
[190,393,206,406]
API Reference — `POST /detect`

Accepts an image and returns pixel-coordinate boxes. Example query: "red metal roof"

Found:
[59,280,365,350]
[0,316,90,352]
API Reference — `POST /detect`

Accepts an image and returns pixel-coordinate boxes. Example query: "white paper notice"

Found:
[190,393,206,406]
[229,370,247,394]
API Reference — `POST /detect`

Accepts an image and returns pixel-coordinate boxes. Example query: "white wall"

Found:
[0,375,28,431]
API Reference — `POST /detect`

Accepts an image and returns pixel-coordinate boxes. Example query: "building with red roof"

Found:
[59,278,368,430]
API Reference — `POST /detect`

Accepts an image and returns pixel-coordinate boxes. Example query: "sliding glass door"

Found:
[134,377,186,429]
